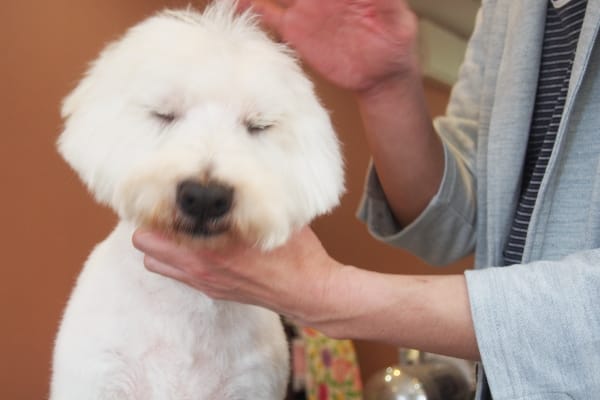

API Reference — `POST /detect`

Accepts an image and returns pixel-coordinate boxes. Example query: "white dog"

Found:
[50,2,344,399]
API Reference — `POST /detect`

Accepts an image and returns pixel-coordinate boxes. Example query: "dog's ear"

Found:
[61,77,93,119]
[61,41,121,119]
[57,43,126,206]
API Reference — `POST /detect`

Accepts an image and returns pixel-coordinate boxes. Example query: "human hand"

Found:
[133,227,480,359]
[239,0,420,93]
[132,226,344,327]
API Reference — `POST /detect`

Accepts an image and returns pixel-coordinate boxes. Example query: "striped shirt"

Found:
[502,0,587,266]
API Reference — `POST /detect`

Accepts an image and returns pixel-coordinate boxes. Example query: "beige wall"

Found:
[0,2,471,398]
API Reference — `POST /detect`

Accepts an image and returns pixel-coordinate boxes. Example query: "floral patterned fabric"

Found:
[301,327,363,400]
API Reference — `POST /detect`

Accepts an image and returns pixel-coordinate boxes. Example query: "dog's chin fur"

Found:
[51,1,344,399]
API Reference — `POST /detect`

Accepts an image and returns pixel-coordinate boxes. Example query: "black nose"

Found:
[176,180,233,221]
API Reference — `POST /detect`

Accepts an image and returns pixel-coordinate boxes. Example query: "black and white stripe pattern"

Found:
[503,0,587,265]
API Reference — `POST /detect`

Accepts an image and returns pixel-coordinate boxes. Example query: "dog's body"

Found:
[52,223,288,399]
[51,2,344,399]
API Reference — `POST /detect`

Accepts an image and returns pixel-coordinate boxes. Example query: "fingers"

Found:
[132,229,217,275]
[132,228,241,287]
[274,0,295,7]
[132,229,184,265]
[144,254,230,300]
[236,0,254,13]
[143,254,191,284]
[238,0,286,34]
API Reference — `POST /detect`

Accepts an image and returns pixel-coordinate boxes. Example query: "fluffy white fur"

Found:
[51,2,344,399]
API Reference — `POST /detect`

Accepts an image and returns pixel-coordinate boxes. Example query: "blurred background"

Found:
[1,1,478,398]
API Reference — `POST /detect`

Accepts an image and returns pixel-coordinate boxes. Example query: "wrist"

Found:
[302,265,380,339]
[355,66,423,111]
[355,49,422,97]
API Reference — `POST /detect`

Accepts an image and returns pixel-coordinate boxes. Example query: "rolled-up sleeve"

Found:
[357,139,476,265]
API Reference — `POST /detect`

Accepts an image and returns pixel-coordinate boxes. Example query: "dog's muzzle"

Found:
[176,180,233,236]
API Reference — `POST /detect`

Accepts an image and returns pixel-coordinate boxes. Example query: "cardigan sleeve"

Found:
[465,251,600,398]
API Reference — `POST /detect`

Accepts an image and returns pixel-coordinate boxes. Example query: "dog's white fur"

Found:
[51,2,344,399]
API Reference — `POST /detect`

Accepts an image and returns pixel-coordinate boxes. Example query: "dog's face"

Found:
[58,4,344,249]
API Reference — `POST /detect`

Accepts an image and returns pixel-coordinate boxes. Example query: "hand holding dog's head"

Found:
[58,1,344,249]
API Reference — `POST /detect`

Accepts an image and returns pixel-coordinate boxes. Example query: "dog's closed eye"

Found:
[245,120,273,135]
[151,110,177,125]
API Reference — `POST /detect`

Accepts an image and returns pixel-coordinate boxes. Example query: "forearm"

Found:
[310,265,480,361]
[134,225,478,360]
[356,74,445,227]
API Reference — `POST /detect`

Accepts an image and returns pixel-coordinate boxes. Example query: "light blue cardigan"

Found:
[358,1,600,399]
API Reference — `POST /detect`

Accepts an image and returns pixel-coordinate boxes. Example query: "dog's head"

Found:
[58,1,344,249]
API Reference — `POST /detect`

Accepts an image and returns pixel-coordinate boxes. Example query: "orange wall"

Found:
[0,2,471,398]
